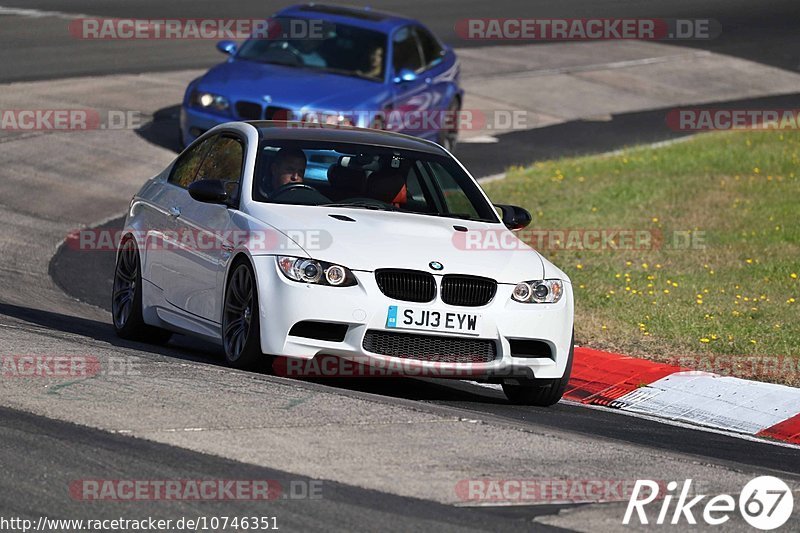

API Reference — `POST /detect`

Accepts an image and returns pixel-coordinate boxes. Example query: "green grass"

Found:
[481,130,800,383]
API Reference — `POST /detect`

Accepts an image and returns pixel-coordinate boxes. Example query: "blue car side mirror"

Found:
[216,40,237,55]
[393,69,417,84]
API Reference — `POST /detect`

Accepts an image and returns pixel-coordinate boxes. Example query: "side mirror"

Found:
[393,69,417,84]
[216,40,237,55]
[188,179,229,204]
[495,204,532,231]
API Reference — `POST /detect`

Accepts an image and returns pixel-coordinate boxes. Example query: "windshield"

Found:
[236,18,387,82]
[252,140,500,223]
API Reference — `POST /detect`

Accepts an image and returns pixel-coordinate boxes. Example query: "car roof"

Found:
[249,121,448,155]
[276,3,417,32]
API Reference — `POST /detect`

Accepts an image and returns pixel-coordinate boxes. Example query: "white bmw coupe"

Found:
[113,122,574,405]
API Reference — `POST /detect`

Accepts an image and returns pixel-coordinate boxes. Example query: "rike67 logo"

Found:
[624,476,794,529]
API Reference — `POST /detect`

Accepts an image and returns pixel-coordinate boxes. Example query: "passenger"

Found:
[358,44,385,79]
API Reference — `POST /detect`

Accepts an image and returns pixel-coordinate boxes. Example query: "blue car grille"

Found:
[265,106,292,120]
[235,101,262,120]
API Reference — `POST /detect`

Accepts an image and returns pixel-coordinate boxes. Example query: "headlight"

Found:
[190,90,230,113]
[511,279,563,303]
[276,256,357,287]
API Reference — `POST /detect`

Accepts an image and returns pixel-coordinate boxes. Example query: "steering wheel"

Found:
[269,183,318,199]
[264,41,304,66]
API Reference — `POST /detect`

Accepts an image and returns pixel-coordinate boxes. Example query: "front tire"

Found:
[112,237,172,344]
[438,99,460,152]
[178,126,188,150]
[222,260,268,369]
[502,333,574,406]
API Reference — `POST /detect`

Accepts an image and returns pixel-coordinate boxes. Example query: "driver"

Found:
[270,147,307,190]
[293,38,325,67]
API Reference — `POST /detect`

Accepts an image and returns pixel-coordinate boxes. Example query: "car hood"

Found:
[245,204,547,284]
[199,60,389,110]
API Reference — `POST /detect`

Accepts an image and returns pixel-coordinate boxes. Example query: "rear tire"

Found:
[222,259,269,370]
[502,332,574,406]
[112,237,172,344]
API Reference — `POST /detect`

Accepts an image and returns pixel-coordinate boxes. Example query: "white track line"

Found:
[0,6,90,19]
[460,381,800,449]
[564,399,800,450]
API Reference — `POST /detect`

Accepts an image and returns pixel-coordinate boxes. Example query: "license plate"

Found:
[386,306,481,335]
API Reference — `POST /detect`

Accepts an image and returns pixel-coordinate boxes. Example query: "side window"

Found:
[392,26,423,74]
[406,168,424,201]
[168,137,214,188]
[414,26,443,68]
[425,161,480,218]
[195,136,244,184]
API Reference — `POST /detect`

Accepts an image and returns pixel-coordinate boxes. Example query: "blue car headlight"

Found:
[189,90,230,114]
[512,279,563,303]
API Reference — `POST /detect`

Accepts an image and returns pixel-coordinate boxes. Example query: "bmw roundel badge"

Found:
[429,261,444,271]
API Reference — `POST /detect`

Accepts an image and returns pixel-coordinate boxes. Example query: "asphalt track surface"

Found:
[3,0,800,531]
[0,0,798,82]
[2,406,575,532]
[47,236,800,476]
[40,98,800,530]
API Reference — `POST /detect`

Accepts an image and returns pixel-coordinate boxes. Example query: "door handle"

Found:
[168,206,181,218]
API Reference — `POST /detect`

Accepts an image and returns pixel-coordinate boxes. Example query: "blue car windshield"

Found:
[236,18,387,82]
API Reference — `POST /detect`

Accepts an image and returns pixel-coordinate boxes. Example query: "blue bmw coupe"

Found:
[180,4,463,150]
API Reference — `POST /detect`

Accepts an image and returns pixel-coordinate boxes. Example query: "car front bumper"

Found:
[252,255,574,381]
[180,106,230,145]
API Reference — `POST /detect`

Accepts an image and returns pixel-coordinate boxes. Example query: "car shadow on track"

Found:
[0,298,496,403]
[293,375,510,404]
[135,104,183,153]
[0,301,239,369]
